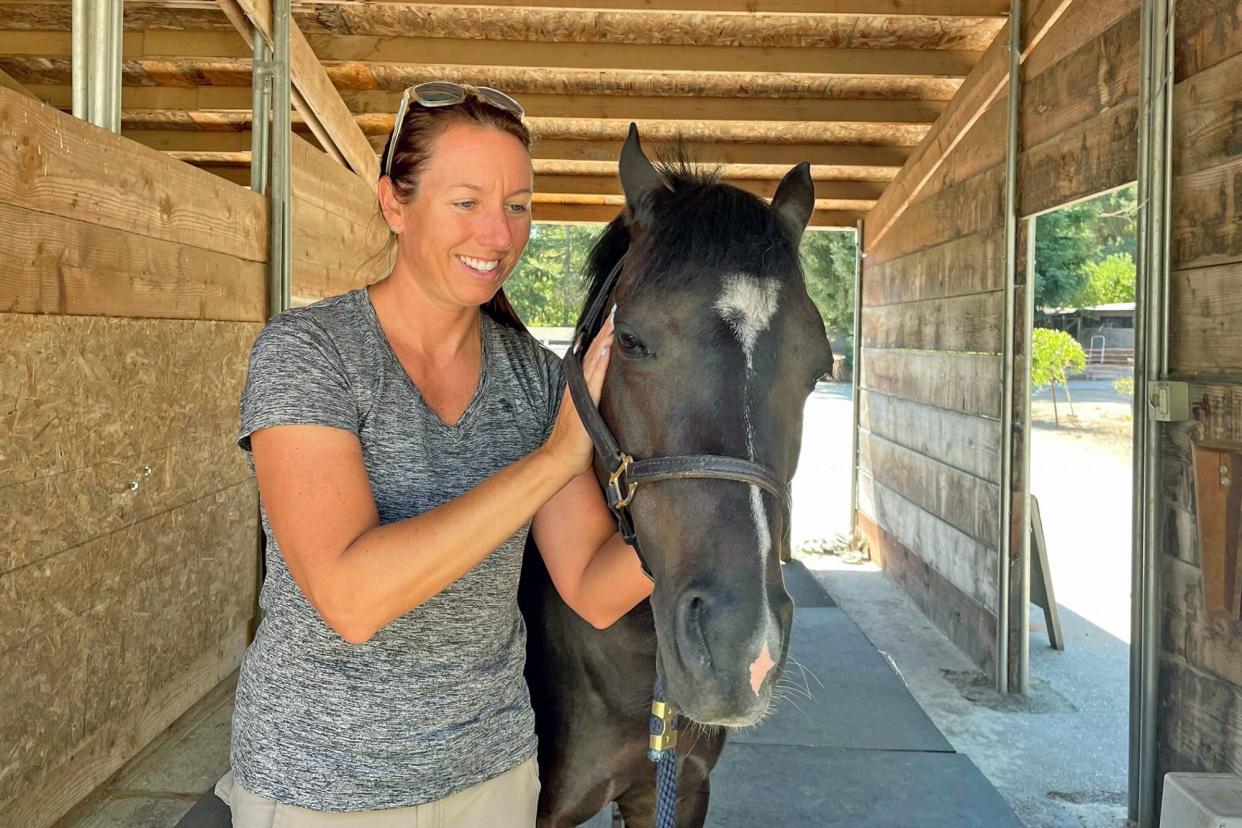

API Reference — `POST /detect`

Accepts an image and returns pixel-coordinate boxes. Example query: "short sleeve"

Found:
[237,313,360,453]
[541,347,567,442]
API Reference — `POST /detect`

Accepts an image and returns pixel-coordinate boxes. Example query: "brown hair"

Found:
[379,95,532,333]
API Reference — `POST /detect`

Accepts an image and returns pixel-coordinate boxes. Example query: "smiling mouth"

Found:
[457,254,501,276]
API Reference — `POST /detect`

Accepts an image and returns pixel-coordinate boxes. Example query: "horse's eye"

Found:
[616,331,646,355]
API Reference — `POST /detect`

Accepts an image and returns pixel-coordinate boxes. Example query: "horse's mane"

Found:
[576,147,799,332]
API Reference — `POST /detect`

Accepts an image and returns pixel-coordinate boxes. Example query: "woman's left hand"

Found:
[542,307,615,478]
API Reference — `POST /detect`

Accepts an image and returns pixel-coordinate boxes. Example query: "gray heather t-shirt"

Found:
[232,287,565,812]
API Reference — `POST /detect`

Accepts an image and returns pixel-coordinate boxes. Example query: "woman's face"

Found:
[387,121,533,310]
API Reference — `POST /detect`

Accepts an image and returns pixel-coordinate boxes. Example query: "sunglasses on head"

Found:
[383,81,526,179]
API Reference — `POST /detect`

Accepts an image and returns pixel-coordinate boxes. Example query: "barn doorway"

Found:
[1023,182,1139,821]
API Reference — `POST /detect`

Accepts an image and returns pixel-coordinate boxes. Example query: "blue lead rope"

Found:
[648,674,681,827]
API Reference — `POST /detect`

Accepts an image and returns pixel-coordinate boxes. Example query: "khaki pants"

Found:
[215,758,540,828]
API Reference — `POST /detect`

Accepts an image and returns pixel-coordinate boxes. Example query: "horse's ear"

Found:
[619,123,665,221]
[771,161,815,241]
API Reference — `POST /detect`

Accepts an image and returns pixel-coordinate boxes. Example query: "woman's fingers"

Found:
[581,305,615,405]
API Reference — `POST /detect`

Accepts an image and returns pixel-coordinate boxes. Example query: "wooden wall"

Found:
[857,0,1141,676]
[0,86,264,827]
[0,88,384,827]
[1158,0,1242,786]
[858,70,1008,676]
[289,133,389,306]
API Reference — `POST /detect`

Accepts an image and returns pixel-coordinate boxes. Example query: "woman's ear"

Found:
[378,176,405,234]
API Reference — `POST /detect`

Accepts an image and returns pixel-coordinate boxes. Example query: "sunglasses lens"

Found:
[412,82,466,106]
[478,87,524,118]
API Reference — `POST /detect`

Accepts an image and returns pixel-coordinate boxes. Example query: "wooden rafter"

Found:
[214,0,378,183]
[0,56,965,101]
[301,34,981,77]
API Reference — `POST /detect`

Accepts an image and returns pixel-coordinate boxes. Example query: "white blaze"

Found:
[714,274,782,693]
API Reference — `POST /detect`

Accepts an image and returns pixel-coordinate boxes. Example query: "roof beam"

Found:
[338,91,945,124]
[214,0,378,183]
[303,34,980,77]
[0,66,37,101]
[0,55,964,102]
[310,0,1010,15]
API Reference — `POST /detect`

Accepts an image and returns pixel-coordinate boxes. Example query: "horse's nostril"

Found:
[677,592,712,669]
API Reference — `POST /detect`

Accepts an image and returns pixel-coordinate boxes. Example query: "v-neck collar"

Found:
[359,287,491,433]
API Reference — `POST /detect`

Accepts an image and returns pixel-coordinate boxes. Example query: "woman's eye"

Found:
[454,200,477,209]
[506,202,529,214]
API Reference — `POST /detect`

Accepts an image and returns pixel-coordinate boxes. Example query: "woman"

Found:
[217,83,653,827]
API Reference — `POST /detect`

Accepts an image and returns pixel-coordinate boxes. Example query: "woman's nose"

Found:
[477,204,514,251]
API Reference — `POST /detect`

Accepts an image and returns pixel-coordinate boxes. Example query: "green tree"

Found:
[800,229,856,372]
[1069,253,1136,307]
[1033,185,1137,310]
[1031,327,1087,425]
[505,223,600,326]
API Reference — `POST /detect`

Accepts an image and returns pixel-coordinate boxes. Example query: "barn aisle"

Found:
[141,561,1018,828]
[703,560,1021,827]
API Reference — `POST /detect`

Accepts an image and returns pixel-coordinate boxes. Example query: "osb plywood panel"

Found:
[0,87,266,263]
[2,629,250,828]
[0,201,266,321]
[0,482,256,768]
[0,312,259,572]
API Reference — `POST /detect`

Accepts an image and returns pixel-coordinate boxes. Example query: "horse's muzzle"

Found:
[662,580,792,726]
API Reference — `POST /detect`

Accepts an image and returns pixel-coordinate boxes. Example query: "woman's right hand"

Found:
[542,307,616,479]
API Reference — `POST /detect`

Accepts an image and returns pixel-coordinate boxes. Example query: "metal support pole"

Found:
[1130,0,1174,823]
[849,220,864,534]
[74,0,122,132]
[107,0,122,133]
[250,30,272,197]
[70,0,87,118]
[997,0,1022,695]
[270,0,293,317]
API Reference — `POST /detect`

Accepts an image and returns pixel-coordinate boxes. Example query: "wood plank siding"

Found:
[0,87,383,828]
[1158,0,1242,788]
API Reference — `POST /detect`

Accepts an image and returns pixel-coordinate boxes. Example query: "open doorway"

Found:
[1023,183,1138,822]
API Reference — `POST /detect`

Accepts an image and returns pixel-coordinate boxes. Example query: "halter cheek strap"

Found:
[561,258,792,581]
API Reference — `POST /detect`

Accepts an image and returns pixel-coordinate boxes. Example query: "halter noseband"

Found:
[561,258,792,580]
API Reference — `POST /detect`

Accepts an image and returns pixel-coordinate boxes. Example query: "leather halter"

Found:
[561,257,792,579]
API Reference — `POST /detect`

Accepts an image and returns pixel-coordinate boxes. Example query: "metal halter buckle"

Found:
[607,452,638,509]
[649,699,679,754]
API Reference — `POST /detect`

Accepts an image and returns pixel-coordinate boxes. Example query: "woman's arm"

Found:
[250,314,617,645]
[530,470,653,629]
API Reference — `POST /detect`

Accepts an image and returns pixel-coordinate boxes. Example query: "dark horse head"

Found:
[581,126,834,726]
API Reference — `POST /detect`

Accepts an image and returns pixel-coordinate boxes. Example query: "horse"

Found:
[520,125,834,827]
